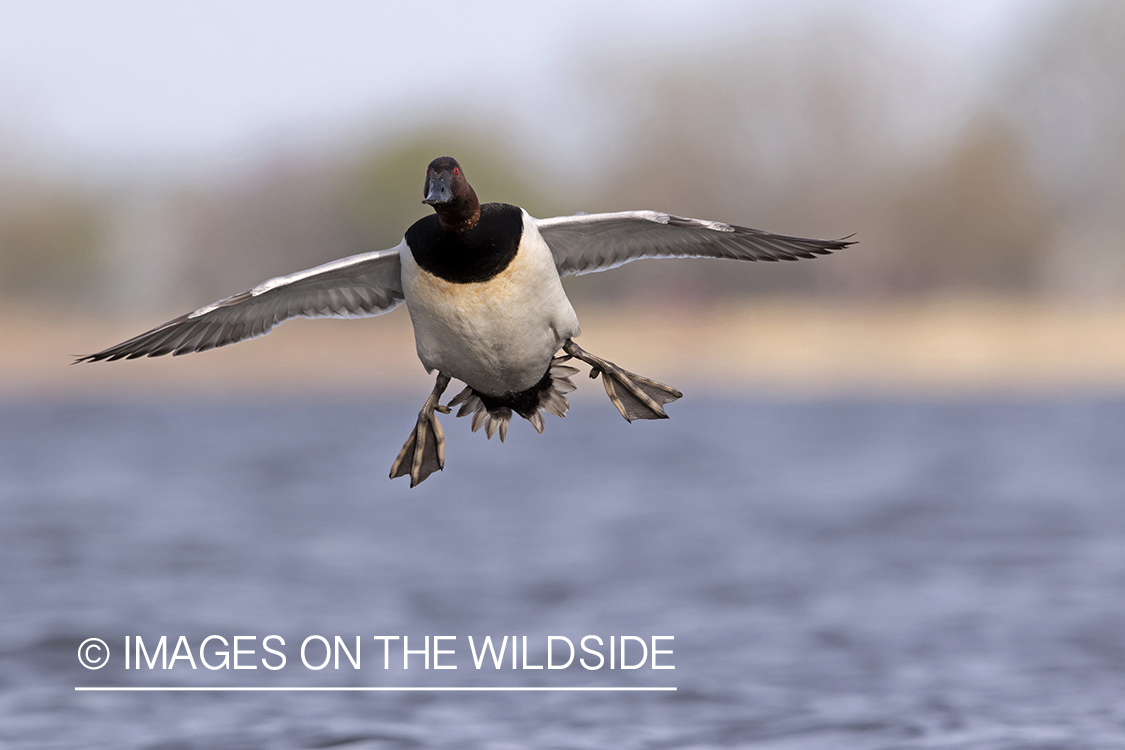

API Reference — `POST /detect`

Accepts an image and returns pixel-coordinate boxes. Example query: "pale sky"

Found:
[0,0,1051,181]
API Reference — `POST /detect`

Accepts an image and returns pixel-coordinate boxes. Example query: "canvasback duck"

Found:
[80,157,852,486]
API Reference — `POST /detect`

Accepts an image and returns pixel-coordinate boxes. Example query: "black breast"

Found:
[405,203,525,284]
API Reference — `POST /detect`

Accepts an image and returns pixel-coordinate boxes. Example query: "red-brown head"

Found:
[423,157,480,231]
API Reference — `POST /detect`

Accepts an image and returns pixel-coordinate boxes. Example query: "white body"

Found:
[399,210,581,396]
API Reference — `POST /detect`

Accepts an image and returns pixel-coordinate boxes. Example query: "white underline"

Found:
[75,686,676,692]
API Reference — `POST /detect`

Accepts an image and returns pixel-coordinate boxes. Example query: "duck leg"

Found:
[562,340,682,422]
[390,373,452,487]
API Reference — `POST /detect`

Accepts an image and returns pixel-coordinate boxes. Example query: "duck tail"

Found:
[447,357,579,441]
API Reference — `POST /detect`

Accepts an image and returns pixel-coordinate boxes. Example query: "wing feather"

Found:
[537,211,852,276]
[78,245,405,363]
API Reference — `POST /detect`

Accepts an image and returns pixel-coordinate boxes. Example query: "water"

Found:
[3,397,1125,748]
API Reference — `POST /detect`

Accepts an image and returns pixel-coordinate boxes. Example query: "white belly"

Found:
[400,211,581,396]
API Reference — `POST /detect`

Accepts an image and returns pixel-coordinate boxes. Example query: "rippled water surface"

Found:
[3,397,1125,748]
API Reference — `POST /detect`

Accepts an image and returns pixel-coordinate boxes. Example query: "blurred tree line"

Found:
[1,0,1122,311]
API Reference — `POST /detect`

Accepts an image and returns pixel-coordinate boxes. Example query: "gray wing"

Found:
[78,245,405,362]
[536,211,853,277]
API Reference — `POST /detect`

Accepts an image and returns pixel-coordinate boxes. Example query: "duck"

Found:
[79,156,852,486]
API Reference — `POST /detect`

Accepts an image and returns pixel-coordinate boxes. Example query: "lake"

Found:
[2,397,1124,748]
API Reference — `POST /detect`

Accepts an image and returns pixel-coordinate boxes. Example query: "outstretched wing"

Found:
[78,245,405,362]
[537,211,853,277]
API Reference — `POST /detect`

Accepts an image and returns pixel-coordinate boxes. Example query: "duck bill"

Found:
[423,172,453,205]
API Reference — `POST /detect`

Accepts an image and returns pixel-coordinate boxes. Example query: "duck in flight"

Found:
[79,157,852,486]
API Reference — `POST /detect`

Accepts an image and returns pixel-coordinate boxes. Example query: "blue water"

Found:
[3,397,1125,748]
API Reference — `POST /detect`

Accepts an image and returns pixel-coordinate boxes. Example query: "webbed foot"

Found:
[562,340,682,421]
[390,373,452,487]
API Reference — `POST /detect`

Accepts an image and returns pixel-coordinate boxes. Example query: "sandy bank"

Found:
[4,298,1124,398]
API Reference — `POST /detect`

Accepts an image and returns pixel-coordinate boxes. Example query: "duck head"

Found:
[423,156,481,232]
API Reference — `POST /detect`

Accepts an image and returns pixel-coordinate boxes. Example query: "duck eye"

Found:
[453,167,459,175]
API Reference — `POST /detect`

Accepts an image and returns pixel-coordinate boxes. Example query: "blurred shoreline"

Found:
[6,296,1125,399]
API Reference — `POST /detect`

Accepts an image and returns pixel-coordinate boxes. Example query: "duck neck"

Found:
[435,187,481,233]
